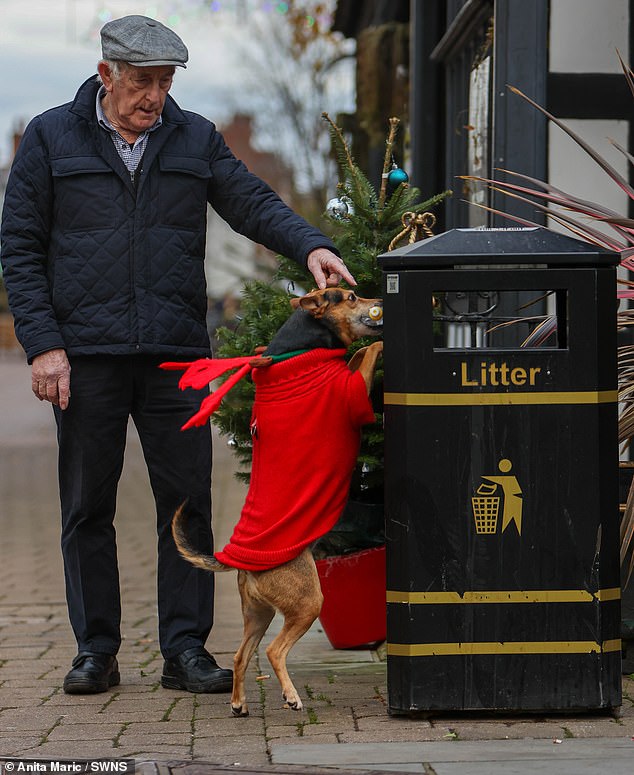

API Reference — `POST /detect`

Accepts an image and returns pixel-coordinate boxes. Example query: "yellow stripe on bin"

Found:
[596,588,621,602]
[387,640,622,657]
[386,588,621,604]
[384,390,618,406]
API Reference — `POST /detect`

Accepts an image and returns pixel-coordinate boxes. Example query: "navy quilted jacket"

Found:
[0,77,337,363]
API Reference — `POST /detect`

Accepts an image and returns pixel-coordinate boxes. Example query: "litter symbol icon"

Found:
[472,458,523,536]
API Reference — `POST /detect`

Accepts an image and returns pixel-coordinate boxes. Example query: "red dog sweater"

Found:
[216,348,375,570]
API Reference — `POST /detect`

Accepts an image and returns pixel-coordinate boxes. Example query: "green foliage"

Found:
[212,116,451,500]
[321,113,448,299]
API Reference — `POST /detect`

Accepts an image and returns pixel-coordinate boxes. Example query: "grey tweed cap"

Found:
[100,15,188,68]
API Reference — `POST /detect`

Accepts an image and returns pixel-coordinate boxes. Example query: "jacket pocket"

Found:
[51,156,113,176]
[157,154,212,229]
[51,156,116,231]
[158,155,212,178]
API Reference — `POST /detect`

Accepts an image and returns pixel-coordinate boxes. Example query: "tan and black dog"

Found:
[172,288,383,717]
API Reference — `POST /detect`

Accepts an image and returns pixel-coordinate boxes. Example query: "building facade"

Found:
[334,0,633,232]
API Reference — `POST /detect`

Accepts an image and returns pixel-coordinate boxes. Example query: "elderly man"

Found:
[0,15,354,695]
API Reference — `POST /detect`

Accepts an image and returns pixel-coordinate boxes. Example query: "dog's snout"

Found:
[360,300,383,330]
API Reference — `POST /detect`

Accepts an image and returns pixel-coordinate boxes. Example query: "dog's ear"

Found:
[290,290,323,309]
[298,293,328,318]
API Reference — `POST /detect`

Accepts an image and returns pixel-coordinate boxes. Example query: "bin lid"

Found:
[377,227,620,269]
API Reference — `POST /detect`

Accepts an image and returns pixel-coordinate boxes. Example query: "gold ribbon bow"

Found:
[388,211,437,251]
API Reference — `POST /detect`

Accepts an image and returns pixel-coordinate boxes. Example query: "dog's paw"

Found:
[231,703,249,717]
[282,692,303,711]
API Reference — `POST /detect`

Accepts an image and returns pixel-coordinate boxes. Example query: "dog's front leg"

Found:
[347,340,383,393]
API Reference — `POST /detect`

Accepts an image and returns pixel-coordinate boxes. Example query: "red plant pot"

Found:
[315,545,386,649]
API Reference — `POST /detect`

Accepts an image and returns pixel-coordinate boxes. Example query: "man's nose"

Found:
[145,80,162,102]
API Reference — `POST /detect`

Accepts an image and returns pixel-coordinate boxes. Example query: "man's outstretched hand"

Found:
[307,248,357,289]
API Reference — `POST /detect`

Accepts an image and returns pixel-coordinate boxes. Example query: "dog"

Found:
[171,287,383,717]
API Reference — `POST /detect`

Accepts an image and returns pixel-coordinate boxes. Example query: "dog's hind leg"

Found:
[260,550,323,711]
[231,571,276,717]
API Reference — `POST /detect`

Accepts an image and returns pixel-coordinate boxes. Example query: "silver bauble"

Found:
[326,196,349,219]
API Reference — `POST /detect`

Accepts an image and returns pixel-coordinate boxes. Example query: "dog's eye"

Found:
[348,293,357,302]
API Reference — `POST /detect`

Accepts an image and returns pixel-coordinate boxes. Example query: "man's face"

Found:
[100,63,175,135]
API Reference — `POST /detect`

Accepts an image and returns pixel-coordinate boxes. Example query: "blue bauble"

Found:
[387,167,409,186]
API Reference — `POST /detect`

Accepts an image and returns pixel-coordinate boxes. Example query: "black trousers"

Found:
[53,355,214,659]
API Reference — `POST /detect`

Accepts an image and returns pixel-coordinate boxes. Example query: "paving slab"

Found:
[271,738,634,774]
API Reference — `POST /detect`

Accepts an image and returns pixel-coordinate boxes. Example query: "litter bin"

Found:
[378,227,622,713]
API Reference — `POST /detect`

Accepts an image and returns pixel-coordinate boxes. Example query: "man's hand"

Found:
[306,248,356,289]
[32,349,71,410]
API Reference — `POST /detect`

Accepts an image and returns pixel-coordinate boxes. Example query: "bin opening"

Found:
[432,288,567,349]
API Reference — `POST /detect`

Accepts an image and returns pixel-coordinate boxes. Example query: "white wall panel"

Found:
[548,119,629,240]
[550,0,627,73]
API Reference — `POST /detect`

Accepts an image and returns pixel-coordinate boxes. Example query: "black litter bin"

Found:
[378,227,622,713]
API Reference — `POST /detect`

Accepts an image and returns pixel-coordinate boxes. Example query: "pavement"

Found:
[0,350,633,775]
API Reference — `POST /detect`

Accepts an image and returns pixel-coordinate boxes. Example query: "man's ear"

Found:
[97,61,115,92]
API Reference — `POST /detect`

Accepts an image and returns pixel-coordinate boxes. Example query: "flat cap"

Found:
[101,15,188,68]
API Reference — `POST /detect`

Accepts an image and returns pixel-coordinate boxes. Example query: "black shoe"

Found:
[161,646,233,693]
[63,652,120,694]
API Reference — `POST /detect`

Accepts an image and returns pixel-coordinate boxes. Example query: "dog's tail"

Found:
[171,503,232,573]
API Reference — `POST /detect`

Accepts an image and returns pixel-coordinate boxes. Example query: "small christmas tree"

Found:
[212,115,451,507]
